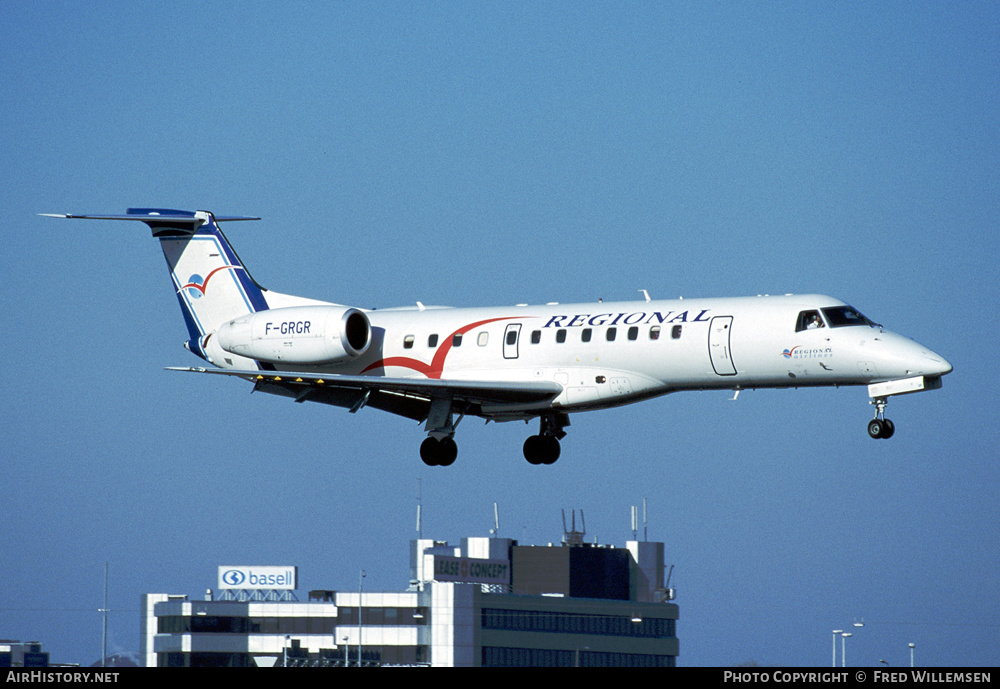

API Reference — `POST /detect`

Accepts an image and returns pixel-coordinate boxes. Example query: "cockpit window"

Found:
[795,310,826,332]
[821,306,877,328]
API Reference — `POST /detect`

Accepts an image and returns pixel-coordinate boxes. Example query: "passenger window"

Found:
[650,326,661,340]
[582,328,592,343]
[671,325,682,340]
[628,326,638,341]
[505,330,517,346]
[556,329,567,343]
[478,332,489,346]
[606,327,617,342]
[796,310,825,332]
[404,335,415,349]
[531,330,541,344]
[428,334,438,348]
[452,333,463,347]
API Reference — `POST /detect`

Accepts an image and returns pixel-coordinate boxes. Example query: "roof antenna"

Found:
[561,509,585,546]
[490,502,500,538]
[416,478,422,539]
[643,497,648,542]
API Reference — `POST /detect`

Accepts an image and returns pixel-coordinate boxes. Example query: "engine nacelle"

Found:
[216,305,371,365]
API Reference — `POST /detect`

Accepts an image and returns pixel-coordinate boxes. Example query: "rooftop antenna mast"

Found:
[416,478,422,539]
[490,502,500,538]
[561,509,586,546]
[632,499,650,541]
[100,562,108,668]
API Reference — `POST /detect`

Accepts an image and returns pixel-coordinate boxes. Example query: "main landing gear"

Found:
[420,435,458,466]
[523,412,569,465]
[419,411,571,467]
[867,396,896,440]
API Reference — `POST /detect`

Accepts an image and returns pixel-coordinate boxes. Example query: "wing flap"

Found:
[168,367,563,417]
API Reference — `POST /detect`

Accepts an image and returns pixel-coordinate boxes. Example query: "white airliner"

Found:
[46,209,952,466]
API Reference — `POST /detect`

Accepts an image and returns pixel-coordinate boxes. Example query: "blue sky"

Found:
[2,1,998,667]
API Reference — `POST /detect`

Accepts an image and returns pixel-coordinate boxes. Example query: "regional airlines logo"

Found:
[543,309,711,328]
[782,346,833,359]
[179,265,241,299]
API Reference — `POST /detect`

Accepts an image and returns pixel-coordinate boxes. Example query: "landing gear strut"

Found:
[420,397,464,466]
[867,396,896,440]
[523,412,569,465]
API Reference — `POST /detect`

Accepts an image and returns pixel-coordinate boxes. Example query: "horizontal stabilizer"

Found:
[40,208,259,230]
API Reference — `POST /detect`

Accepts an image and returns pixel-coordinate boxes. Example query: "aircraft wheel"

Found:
[523,435,541,464]
[881,419,895,439]
[524,435,560,465]
[540,435,561,464]
[421,436,458,466]
[439,437,458,466]
[420,437,441,466]
[867,419,885,439]
[523,435,544,464]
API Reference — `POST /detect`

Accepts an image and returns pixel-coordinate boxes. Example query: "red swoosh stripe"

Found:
[180,265,241,295]
[362,316,523,379]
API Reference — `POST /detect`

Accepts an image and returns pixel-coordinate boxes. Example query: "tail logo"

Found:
[179,266,240,299]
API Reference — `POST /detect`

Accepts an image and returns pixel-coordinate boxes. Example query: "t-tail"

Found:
[45,208,275,368]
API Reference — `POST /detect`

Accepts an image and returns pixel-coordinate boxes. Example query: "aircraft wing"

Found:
[167,367,563,422]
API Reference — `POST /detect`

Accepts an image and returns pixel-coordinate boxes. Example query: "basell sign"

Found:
[433,556,510,585]
[218,566,298,590]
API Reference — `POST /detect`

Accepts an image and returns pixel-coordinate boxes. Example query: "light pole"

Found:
[342,636,349,667]
[358,570,366,667]
[832,630,843,667]
[909,643,915,668]
[841,632,852,667]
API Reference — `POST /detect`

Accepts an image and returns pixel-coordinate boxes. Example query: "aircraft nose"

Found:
[879,334,953,378]
[906,341,952,377]
[922,351,953,377]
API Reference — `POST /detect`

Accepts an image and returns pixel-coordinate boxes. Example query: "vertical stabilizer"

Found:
[44,208,268,365]
[146,209,269,343]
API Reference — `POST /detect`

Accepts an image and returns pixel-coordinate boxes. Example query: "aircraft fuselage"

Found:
[246,294,950,418]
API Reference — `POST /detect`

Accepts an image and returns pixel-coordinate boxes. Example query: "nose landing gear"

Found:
[867,396,896,439]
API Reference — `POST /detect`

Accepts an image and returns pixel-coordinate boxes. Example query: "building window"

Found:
[481,608,674,639]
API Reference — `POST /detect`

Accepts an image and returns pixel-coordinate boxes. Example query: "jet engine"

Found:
[215,305,371,365]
